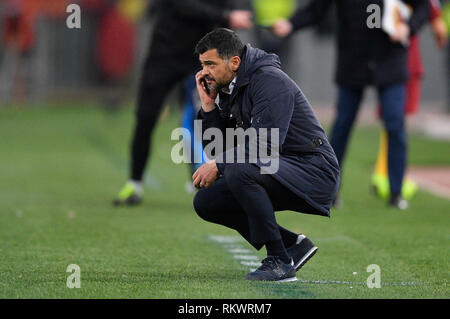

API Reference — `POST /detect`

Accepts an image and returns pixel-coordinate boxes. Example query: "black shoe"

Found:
[286,234,318,271]
[245,256,297,282]
[389,194,409,210]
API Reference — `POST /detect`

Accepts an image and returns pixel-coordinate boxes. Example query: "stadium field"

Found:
[0,104,448,299]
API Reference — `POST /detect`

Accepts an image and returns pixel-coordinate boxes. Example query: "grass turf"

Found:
[0,104,448,298]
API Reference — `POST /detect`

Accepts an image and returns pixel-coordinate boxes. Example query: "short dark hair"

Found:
[195,28,245,60]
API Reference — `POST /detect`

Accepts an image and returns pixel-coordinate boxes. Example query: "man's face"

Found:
[199,49,240,91]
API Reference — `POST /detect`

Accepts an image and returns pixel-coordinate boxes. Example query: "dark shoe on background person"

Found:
[112,182,143,206]
[113,194,141,206]
[245,256,297,282]
[287,234,318,271]
[389,194,409,210]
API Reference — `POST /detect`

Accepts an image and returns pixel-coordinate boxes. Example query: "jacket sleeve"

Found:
[216,73,295,175]
[197,107,223,130]
[197,106,229,149]
[166,0,231,26]
[288,0,333,31]
[406,0,430,35]
[248,73,294,151]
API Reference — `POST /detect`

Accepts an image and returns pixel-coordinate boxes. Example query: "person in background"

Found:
[1,0,34,103]
[371,0,448,202]
[272,0,429,210]
[0,0,68,104]
[251,0,298,65]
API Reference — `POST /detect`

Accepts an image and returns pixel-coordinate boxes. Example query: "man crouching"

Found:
[192,28,340,282]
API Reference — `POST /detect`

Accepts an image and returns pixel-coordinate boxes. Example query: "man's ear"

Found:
[229,56,241,72]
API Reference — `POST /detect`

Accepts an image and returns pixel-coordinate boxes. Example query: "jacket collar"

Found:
[221,77,237,95]
[229,45,251,102]
[234,45,251,88]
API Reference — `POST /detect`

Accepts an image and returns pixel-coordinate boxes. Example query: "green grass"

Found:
[0,104,448,298]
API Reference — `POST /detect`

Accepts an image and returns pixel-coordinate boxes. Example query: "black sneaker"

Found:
[245,256,297,282]
[286,234,318,271]
[389,194,409,210]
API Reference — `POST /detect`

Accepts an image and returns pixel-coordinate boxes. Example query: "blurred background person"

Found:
[1,0,33,103]
[371,0,448,202]
[0,0,76,105]
[113,0,253,206]
[272,0,430,210]
[251,0,298,66]
[0,0,68,104]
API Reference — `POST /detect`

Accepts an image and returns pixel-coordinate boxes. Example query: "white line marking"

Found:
[209,235,243,244]
[240,261,262,267]
[296,279,422,287]
[233,255,259,260]
[227,248,252,253]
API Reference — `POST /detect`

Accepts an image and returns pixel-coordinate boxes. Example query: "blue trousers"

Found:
[330,84,406,196]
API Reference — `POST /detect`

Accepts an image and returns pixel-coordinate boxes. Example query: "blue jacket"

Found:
[198,45,340,217]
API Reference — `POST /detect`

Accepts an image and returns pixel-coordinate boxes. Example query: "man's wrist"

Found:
[201,104,216,113]
[216,162,225,175]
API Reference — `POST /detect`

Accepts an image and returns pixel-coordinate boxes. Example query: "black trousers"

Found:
[130,45,199,181]
[193,163,316,250]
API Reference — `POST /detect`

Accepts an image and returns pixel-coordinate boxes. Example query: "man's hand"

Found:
[229,10,253,29]
[192,160,219,189]
[196,71,218,112]
[431,17,448,48]
[389,22,410,44]
[272,19,293,38]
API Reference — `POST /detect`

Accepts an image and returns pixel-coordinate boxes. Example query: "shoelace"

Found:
[258,256,281,271]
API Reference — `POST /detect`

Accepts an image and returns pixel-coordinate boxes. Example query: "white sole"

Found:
[278,276,298,283]
[294,246,318,270]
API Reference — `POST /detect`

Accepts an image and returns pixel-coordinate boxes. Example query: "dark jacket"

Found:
[197,45,340,217]
[289,0,429,88]
[150,0,233,65]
